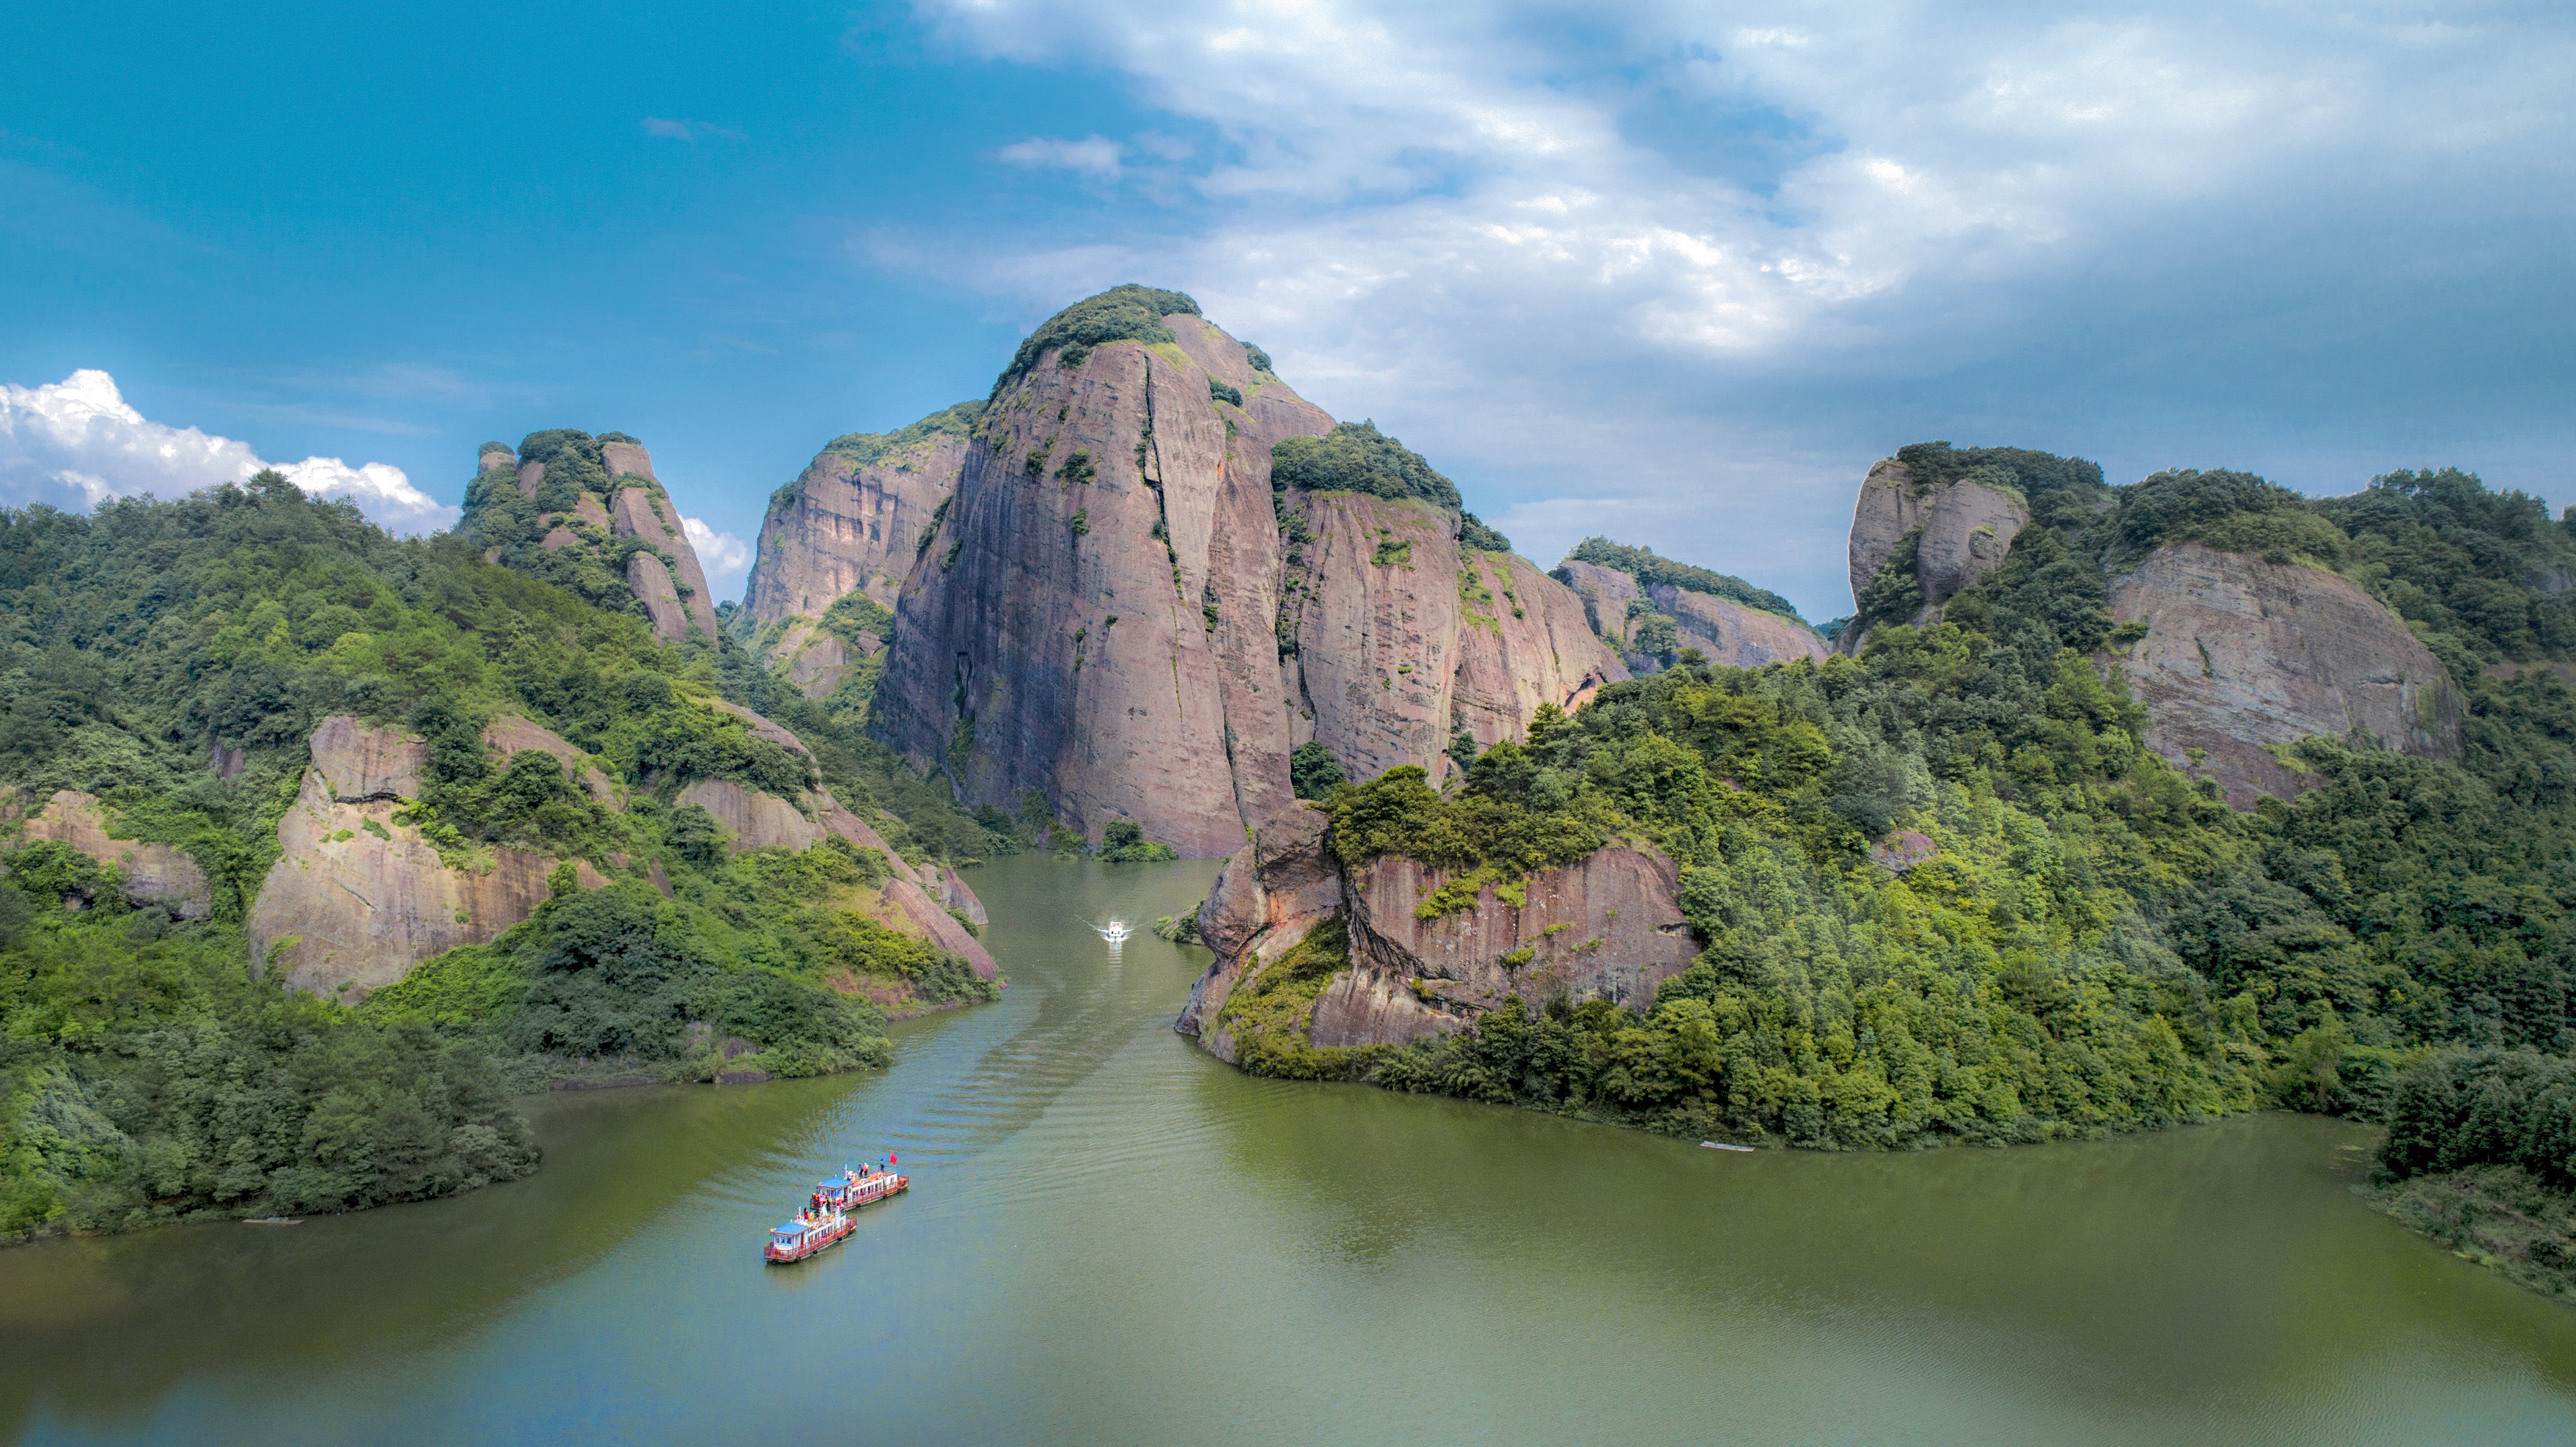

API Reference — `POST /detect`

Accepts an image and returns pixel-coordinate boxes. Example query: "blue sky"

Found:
[3,0,2570,620]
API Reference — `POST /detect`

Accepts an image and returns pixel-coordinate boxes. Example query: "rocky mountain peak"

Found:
[832,290,1622,854]
[463,430,721,646]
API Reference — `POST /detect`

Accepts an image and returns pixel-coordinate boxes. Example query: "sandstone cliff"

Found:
[1554,557,1828,671]
[861,294,1621,855]
[474,435,722,646]
[744,409,975,621]
[1843,457,2030,648]
[246,707,995,996]
[2108,542,2464,807]
[678,758,998,978]
[1177,803,1696,1058]
[245,717,607,998]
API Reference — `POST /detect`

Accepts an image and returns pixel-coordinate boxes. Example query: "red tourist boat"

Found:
[764,1164,910,1263]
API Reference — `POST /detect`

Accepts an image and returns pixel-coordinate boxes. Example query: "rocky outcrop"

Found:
[2107,542,2464,807]
[310,714,426,802]
[476,438,723,646]
[865,299,1622,856]
[483,716,619,807]
[678,778,823,852]
[246,720,611,997]
[677,722,1000,980]
[1555,558,1827,671]
[1177,803,1696,1060]
[1843,458,2029,646]
[1177,804,1343,1061]
[746,425,970,621]
[1317,848,1697,1048]
[765,621,853,699]
[21,791,213,918]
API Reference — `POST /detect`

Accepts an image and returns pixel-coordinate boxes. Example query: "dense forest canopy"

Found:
[0,475,1001,1242]
[1228,457,2576,1205]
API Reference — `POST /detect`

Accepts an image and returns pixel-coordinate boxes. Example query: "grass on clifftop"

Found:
[1563,537,1810,628]
[1272,422,1463,511]
[991,285,1201,397]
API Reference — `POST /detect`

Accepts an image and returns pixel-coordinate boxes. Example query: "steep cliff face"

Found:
[1843,458,2030,647]
[1176,803,1696,1061]
[871,308,1333,858]
[2109,542,2465,806]
[245,718,607,998]
[863,295,1620,854]
[744,413,973,621]
[469,434,722,646]
[1280,501,1624,780]
[1554,558,1828,671]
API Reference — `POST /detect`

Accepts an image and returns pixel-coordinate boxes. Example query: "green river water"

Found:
[4,854,2575,1444]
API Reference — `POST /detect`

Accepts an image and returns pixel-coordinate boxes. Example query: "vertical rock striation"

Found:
[745,412,975,621]
[855,295,1622,854]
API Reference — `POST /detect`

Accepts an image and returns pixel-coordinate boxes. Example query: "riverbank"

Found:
[3,856,2572,1445]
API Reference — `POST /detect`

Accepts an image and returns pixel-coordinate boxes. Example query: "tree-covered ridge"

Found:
[822,401,985,469]
[0,477,998,1242]
[1564,537,1810,627]
[1232,463,2576,1173]
[991,284,1201,397]
[1271,421,1462,511]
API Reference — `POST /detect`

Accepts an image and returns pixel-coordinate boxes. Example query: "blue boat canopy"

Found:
[776,1221,803,1233]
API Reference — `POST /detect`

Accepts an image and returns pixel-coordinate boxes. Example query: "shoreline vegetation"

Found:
[1193,459,2576,1299]
[0,470,1013,1245]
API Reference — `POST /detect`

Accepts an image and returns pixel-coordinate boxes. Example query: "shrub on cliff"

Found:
[1098,821,1178,862]
[991,285,1201,396]
[1272,422,1462,510]
[820,400,985,469]
[1458,512,1513,553]
[1290,741,1345,800]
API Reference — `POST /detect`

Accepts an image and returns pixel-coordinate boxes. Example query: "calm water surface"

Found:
[5,854,2574,1444]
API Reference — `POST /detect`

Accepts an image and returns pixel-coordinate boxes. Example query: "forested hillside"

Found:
[1206,460,2576,1285]
[0,470,1007,1244]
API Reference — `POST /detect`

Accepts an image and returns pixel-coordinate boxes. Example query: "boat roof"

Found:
[776,1221,804,1232]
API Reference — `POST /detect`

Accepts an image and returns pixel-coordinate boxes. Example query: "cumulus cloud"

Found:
[998,135,1123,177]
[683,515,753,599]
[903,0,2576,615]
[0,369,457,533]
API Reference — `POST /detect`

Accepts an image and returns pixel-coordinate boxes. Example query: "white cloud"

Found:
[642,117,746,142]
[683,515,753,598]
[900,0,2576,616]
[998,135,1123,177]
[0,368,457,533]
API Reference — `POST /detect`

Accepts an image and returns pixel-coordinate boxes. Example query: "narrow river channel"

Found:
[5,855,2575,1444]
